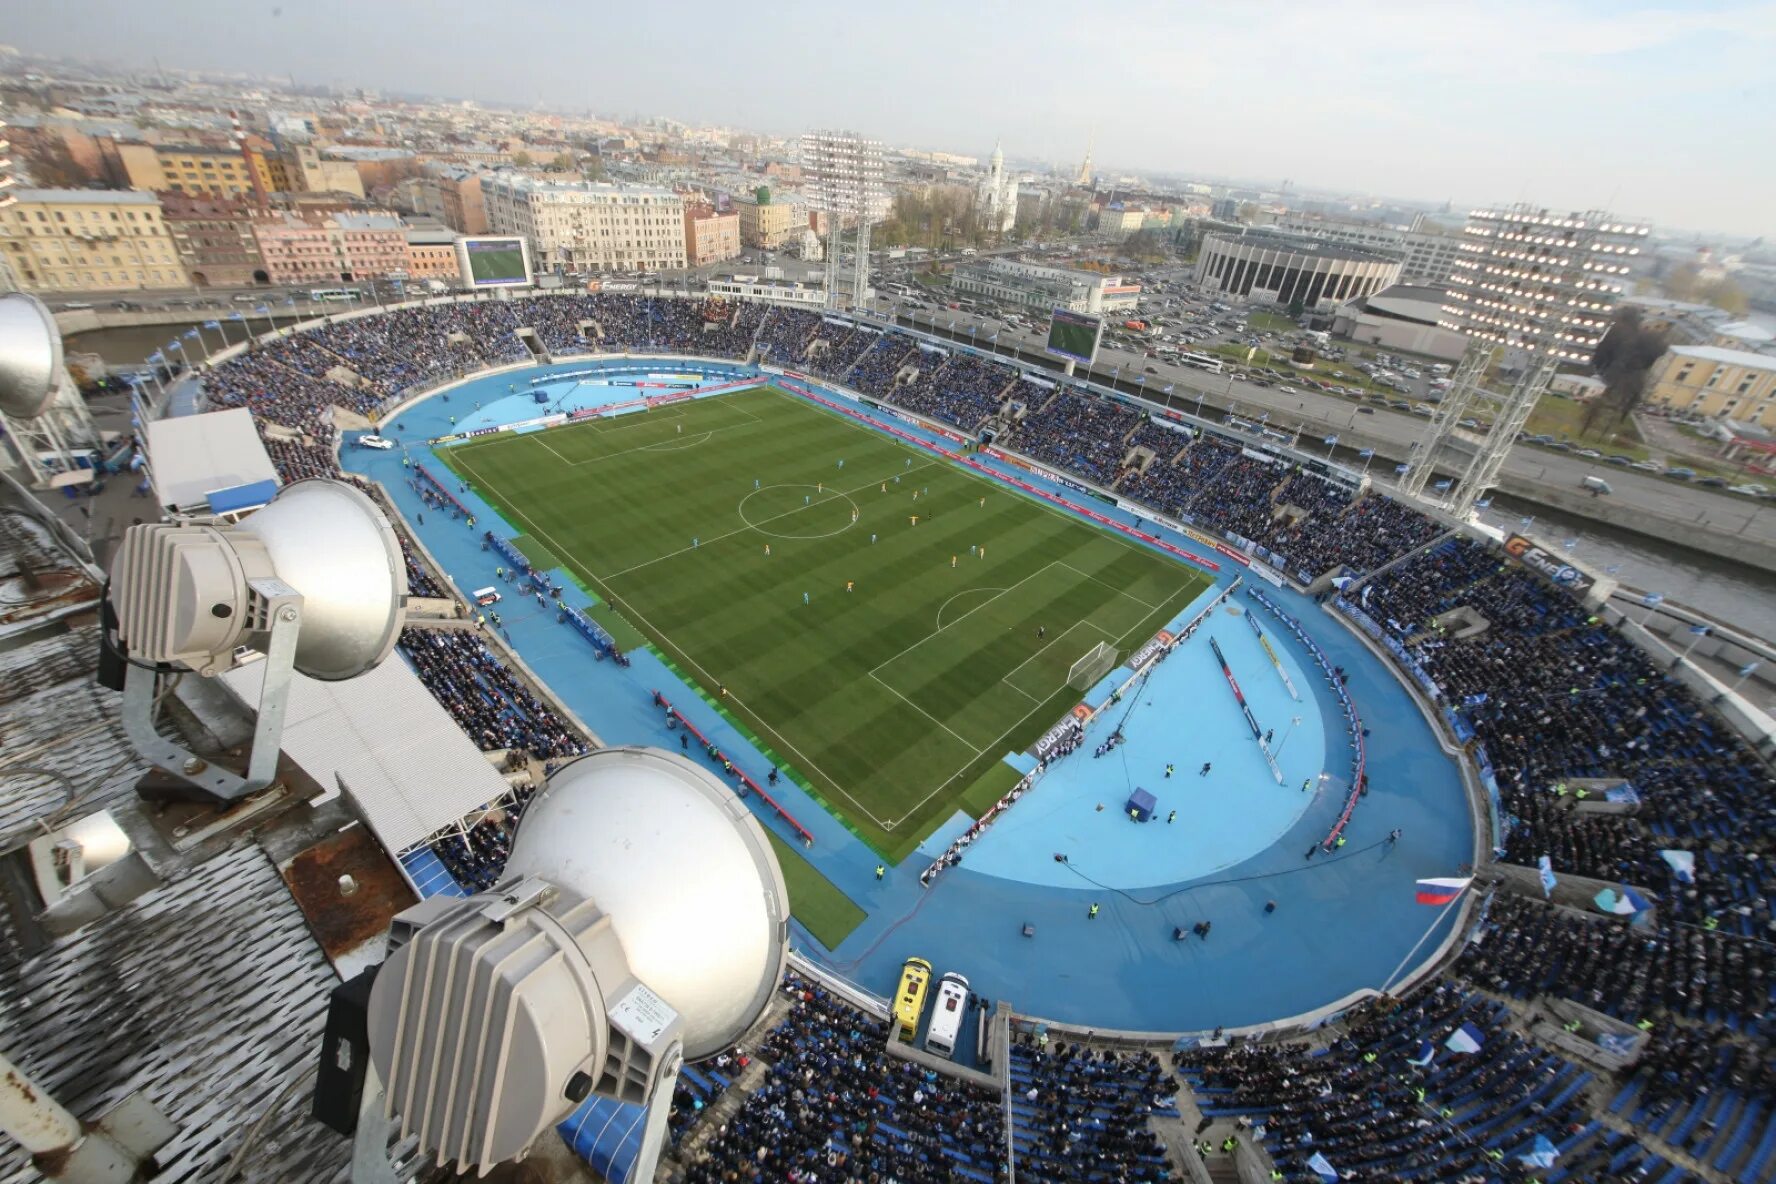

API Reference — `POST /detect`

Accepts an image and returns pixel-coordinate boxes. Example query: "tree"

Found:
[551,152,574,171]
[583,156,608,182]
[1584,307,1669,436]
[510,149,532,168]
[20,136,92,188]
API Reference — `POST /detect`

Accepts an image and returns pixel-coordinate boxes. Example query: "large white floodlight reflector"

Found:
[0,292,64,420]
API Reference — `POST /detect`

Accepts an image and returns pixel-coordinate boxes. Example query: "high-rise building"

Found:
[1438,205,1649,363]
[1,189,186,292]
[481,174,686,273]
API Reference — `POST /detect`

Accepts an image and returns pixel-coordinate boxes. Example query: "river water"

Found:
[62,323,1776,640]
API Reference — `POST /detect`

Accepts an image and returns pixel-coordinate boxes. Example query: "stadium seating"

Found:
[193,295,1776,1181]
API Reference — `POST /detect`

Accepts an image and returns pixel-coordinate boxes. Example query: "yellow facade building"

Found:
[1,189,187,292]
[1647,345,1776,430]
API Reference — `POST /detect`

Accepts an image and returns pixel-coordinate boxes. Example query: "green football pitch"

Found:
[442,387,1209,861]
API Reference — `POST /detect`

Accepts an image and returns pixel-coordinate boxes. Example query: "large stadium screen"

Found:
[1045,309,1103,366]
[457,236,533,288]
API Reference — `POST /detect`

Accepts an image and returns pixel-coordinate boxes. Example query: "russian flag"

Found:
[1445,1022,1485,1054]
[1415,876,1471,905]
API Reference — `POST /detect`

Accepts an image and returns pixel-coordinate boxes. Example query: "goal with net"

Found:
[1068,641,1118,690]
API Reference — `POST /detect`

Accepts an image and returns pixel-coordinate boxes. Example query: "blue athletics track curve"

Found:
[342,356,1475,1034]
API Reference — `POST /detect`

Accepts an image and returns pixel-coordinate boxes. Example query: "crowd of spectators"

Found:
[1011,388,1142,486]
[395,628,587,761]
[1457,894,1771,1034]
[890,352,1014,431]
[1178,983,1599,1182]
[846,333,919,397]
[682,973,1007,1184]
[1007,1040,1176,1182]
[1356,535,1776,913]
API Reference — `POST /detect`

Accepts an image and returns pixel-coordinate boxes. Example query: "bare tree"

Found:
[1584,308,1669,436]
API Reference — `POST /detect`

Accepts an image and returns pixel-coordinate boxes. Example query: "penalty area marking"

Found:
[935,586,1006,630]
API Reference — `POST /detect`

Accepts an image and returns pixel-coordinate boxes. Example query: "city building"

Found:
[706,274,829,307]
[951,256,1140,315]
[403,226,459,281]
[683,203,741,266]
[101,141,261,200]
[1438,205,1648,364]
[1618,294,1730,345]
[1646,345,1776,429]
[290,145,367,198]
[1096,204,1145,240]
[159,192,268,287]
[1275,212,1465,285]
[434,167,488,235]
[734,190,804,250]
[481,174,686,273]
[1195,230,1401,311]
[251,210,407,286]
[975,141,1016,234]
[1331,283,1469,361]
[1,188,186,291]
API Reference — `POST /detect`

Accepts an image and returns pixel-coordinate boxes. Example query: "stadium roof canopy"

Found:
[144,406,280,514]
[222,649,512,854]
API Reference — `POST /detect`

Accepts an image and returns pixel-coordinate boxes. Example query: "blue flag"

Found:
[1474,497,1492,508]
[1324,434,1338,446]
[1641,592,1664,607]
[183,328,199,339]
[1537,854,1557,898]
[1407,1040,1436,1067]
[1434,479,1452,490]
[1445,1022,1484,1054]
[1163,384,1174,393]
[1307,1152,1338,1181]
[1689,624,1710,636]
[203,319,221,329]
[1395,463,1410,474]
[1740,660,1761,678]
[1519,1134,1559,1168]
[1358,448,1374,458]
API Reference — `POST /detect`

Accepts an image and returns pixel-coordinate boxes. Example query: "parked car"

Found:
[1631,460,1664,473]
[1698,476,1729,488]
[1729,483,1770,497]
[1666,468,1697,481]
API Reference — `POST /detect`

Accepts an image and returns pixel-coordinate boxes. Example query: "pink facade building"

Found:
[251,210,408,285]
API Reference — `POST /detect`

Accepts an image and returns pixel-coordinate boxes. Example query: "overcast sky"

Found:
[7,0,1772,237]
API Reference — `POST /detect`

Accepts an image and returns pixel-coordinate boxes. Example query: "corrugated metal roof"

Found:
[0,843,351,1184]
[221,654,512,854]
[144,407,280,511]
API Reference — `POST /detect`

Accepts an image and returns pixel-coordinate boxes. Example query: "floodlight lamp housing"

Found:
[363,748,788,1176]
[0,291,64,420]
[110,479,407,679]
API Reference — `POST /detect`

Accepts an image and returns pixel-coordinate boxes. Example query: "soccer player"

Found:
[905,458,912,469]
[817,482,823,493]
[1036,625,1045,639]
[692,537,699,548]
[910,516,919,526]
[870,533,877,544]
[838,459,845,469]
[764,543,771,557]
[979,497,985,508]
[804,494,810,506]
[755,478,761,489]
[803,591,810,605]
[846,580,854,592]
[951,555,958,568]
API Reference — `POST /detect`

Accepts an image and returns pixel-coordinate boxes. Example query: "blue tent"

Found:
[1126,787,1157,822]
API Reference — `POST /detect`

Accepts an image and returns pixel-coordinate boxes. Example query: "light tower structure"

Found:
[801,130,885,309]
[1402,206,1648,516]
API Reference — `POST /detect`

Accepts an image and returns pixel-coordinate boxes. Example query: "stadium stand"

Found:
[158,292,1776,1180]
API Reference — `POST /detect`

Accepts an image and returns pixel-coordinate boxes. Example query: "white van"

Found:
[356,434,395,450]
[923,972,970,1059]
[1581,475,1613,496]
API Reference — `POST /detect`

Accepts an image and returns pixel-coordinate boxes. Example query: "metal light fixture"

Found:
[107,479,407,801]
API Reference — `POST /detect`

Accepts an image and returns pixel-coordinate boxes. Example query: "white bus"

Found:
[308,287,361,303]
[923,972,971,1059]
[1178,352,1225,374]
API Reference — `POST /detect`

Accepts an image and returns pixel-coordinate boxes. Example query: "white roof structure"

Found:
[144,407,280,512]
[1669,344,1776,372]
[222,651,512,853]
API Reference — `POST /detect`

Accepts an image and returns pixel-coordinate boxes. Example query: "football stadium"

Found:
[5,288,1774,1184]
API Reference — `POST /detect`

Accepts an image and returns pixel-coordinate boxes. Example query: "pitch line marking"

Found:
[935,587,1006,630]
[865,671,981,753]
[1001,619,1118,701]
[602,458,942,580]
[867,560,1066,679]
[449,448,888,827]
